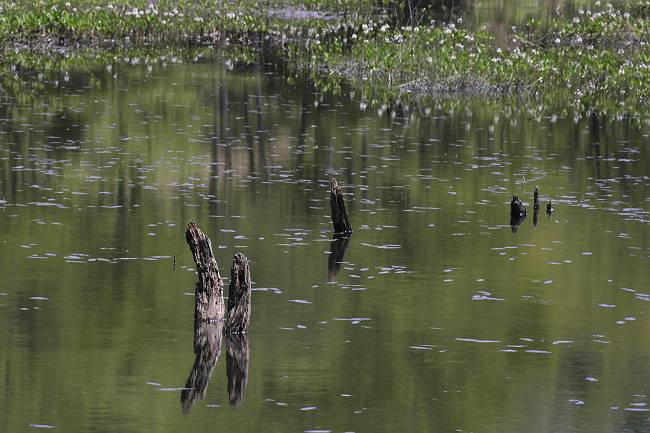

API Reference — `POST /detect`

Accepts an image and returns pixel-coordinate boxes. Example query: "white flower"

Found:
[555,37,561,44]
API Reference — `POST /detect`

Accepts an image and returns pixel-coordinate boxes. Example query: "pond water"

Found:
[1,55,650,433]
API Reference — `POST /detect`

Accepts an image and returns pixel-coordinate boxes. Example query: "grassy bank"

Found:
[1,0,650,119]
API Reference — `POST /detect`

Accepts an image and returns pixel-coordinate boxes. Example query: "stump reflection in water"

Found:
[328,234,350,281]
[226,333,250,408]
[510,214,526,233]
[181,321,224,414]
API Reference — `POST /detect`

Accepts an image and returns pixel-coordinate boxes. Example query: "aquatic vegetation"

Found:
[1,0,650,118]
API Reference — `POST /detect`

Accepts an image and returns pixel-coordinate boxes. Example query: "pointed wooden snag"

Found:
[330,178,352,235]
[185,221,225,323]
[226,253,252,334]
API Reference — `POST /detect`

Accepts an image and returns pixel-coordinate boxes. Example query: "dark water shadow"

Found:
[510,214,526,233]
[181,321,224,414]
[328,234,351,281]
[226,333,250,408]
[533,207,539,227]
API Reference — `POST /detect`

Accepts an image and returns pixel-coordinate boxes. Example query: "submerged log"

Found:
[328,234,350,282]
[226,253,252,334]
[181,321,224,414]
[186,221,225,322]
[226,333,250,407]
[330,178,352,235]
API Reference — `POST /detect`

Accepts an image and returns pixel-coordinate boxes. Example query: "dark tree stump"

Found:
[226,253,252,334]
[181,321,224,414]
[226,333,250,407]
[330,178,352,235]
[186,221,225,322]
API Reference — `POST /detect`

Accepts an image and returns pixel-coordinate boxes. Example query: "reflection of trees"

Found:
[387,0,468,25]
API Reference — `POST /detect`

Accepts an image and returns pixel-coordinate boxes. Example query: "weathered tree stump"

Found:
[226,333,250,407]
[186,221,225,322]
[181,321,224,414]
[330,178,352,235]
[226,253,252,334]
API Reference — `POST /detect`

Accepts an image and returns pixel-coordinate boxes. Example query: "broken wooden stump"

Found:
[226,253,252,334]
[186,221,225,323]
[330,178,352,235]
[226,333,250,407]
[181,321,224,414]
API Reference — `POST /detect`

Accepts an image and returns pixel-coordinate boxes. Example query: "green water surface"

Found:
[1,56,650,433]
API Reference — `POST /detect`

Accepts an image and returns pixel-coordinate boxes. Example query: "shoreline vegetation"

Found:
[2,0,650,119]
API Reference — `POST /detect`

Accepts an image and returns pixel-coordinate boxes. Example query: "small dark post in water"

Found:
[226,334,250,407]
[533,207,539,227]
[330,178,352,235]
[547,200,554,215]
[186,221,225,322]
[510,195,527,233]
[226,253,252,334]
[181,321,224,414]
[534,186,540,210]
[510,195,527,218]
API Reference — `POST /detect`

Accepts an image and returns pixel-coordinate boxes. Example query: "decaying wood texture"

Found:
[226,333,250,407]
[226,253,252,334]
[330,177,352,235]
[181,321,224,414]
[186,221,225,322]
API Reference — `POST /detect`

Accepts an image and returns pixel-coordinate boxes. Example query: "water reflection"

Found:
[510,214,526,233]
[533,207,539,227]
[225,334,250,408]
[180,322,252,412]
[328,234,351,281]
[2,54,650,433]
[181,321,224,414]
